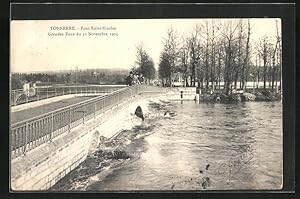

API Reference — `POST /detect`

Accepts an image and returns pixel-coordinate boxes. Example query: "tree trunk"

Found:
[263,64,267,90]
[234,73,238,89]
[257,70,260,89]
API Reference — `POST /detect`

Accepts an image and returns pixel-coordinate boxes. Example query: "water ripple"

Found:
[52,100,282,191]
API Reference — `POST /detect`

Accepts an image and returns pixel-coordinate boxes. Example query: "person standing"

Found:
[132,73,141,85]
[126,71,134,86]
[138,74,144,84]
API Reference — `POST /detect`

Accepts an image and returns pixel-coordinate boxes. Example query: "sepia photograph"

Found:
[10,17,284,191]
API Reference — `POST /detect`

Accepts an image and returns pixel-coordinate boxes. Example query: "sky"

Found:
[11,18,281,73]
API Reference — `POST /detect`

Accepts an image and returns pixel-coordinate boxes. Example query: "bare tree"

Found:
[178,36,190,87]
[187,25,201,87]
[215,38,224,90]
[234,20,243,90]
[157,19,281,93]
[202,21,210,90]
[162,27,179,87]
[270,39,279,91]
[158,51,171,86]
[256,35,271,90]
[209,19,220,92]
[274,19,282,92]
[221,20,239,94]
[254,52,260,89]
[255,32,281,92]
[241,19,251,91]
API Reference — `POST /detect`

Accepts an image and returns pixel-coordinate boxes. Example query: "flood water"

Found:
[51,100,282,191]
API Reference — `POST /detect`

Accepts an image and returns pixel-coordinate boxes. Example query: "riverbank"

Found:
[199,90,282,103]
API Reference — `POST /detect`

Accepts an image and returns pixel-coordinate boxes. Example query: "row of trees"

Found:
[11,73,65,89]
[158,19,281,94]
[11,70,129,89]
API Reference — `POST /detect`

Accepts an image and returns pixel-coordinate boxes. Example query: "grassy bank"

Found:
[199,90,282,103]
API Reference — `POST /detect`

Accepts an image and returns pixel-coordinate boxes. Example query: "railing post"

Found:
[13,90,16,106]
[37,87,39,101]
[94,103,96,118]
[47,87,49,99]
[69,106,72,132]
[63,87,64,95]
[11,129,14,158]
[14,90,17,106]
[24,121,28,155]
[50,113,54,142]
[11,90,13,106]
[26,91,28,103]
[117,92,119,104]
[83,106,85,124]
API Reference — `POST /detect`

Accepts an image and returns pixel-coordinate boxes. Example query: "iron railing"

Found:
[10,84,126,106]
[10,85,142,158]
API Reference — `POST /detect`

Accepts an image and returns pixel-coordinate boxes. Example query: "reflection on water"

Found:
[51,100,282,191]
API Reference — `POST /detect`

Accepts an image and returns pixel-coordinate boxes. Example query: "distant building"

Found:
[172,72,184,87]
[22,82,36,97]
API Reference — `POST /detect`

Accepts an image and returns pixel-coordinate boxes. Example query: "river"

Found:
[51,99,282,191]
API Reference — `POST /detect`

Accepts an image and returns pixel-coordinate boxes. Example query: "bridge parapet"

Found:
[11,89,151,190]
[10,85,143,158]
[11,84,127,106]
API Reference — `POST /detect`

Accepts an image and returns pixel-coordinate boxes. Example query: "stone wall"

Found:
[11,94,151,191]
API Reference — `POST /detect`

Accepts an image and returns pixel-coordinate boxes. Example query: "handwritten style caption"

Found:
[217,145,255,182]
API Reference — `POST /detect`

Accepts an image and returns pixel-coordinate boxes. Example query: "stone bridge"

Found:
[10,85,197,190]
